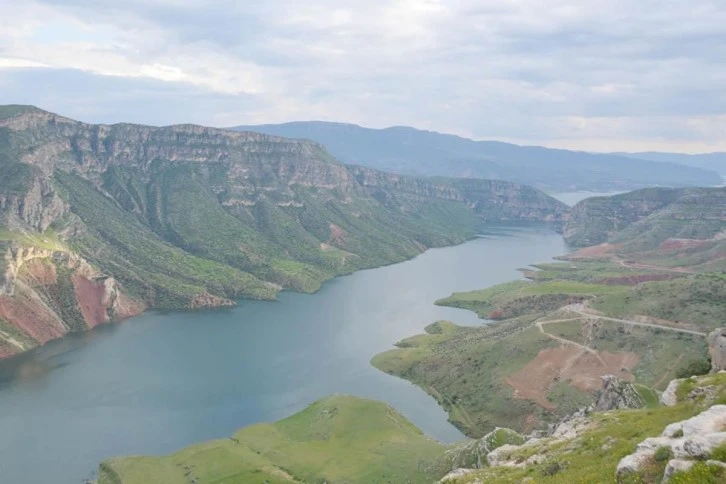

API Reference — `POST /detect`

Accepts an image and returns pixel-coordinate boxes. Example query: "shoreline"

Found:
[0,221,563,365]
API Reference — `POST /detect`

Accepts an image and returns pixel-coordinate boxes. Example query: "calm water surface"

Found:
[550,190,626,206]
[0,224,566,483]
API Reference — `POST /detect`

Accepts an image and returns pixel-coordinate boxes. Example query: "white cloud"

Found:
[0,0,725,152]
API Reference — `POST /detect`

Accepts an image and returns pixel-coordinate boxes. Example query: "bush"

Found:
[676,358,712,379]
[542,461,566,476]
[655,446,673,462]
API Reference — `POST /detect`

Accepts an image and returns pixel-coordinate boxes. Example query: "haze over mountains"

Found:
[232,121,723,192]
[614,152,726,176]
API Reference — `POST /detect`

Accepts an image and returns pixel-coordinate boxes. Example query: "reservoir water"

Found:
[0,224,566,483]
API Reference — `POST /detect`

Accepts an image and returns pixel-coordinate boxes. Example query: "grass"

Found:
[451,403,704,483]
[372,318,561,437]
[436,279,625,319]
[634,384,661,408]
[373,258,720,439]
[451,373,726,483]
[51,162,483,310]
[592,273,726,332]
[98,396,455,484]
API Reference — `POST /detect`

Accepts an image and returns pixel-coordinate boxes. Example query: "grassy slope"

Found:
[373,262,717,438]
[592,273,726,331]
[53,170,278,308]
[450,374,726,483]
[373,319,561,437]
[436,278,625,319]
[98,396,454,484]
[59,162,480,307]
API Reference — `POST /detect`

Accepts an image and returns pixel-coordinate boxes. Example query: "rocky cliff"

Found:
[0,105,569,359]
[563,187,726,271]
[564,187,726,249]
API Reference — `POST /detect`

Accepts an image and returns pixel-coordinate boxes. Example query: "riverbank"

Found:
[0,226,566,484]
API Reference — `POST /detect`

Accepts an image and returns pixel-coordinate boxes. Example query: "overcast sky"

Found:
[1,0,725,152]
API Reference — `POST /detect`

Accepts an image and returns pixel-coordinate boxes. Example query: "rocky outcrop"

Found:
[593,375,646,411]
[190,293,235,310]
[444,427,526,471]
[708,329,726,372]
[439,468,475,482]
[616,405,726,482]
[0,174,67,232]
[1,245,55,296]
[661,379,685,406]
[662,459,695,482]
[484,377,646,472]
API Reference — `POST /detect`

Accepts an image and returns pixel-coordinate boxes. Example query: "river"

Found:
[0,223,566,483]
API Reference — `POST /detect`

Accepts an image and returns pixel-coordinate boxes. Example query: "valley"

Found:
[1,106,725,484]
[0,105,568,360]
[0,225,566,484]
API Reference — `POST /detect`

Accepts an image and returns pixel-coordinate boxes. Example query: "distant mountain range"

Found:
[231,121,723,192]
[614,152,726,176]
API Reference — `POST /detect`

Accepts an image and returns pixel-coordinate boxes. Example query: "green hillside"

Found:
[98,396,454,484]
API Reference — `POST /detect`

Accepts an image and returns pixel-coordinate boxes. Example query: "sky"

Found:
[1,0,725,153]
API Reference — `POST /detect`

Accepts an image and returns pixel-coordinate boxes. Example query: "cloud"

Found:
[0,0,725,152]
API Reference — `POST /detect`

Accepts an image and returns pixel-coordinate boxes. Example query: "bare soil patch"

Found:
[0,290,66,344]
[568,243,619,259]
[506,347,639,410]
[22,260,57,286]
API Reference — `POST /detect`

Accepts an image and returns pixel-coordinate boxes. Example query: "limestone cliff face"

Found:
[350,166,570,221]
[0,172,68,231]
[564,187,726,249]
[563,188,683,246]
[0,105,570,359]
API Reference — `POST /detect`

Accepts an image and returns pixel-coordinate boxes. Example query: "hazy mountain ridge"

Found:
[232,121,722,191]
[615,151,726,176]
[0,105,568,359]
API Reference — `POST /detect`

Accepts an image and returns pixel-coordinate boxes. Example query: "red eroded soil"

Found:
[659,238,710,250]
[0,293,67,344]
[506,347,639,410]
[22,259,57,286]
[72,275,110,329]
[568,243,619,259]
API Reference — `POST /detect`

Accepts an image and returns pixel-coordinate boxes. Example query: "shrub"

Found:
[676,358,712,379]
[542,461,566,476]
[654,446,673,462]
